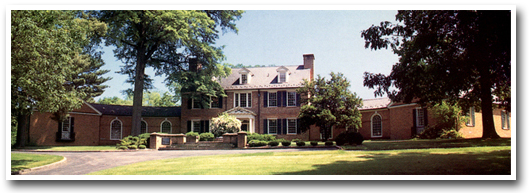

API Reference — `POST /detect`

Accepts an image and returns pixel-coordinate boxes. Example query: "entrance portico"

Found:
[224,107,256,133]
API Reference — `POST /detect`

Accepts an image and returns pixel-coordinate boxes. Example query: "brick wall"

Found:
[98,115,180,145]
[29,112,101,146]
[459,108,511,138]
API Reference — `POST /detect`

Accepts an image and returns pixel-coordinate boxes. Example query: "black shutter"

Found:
[263,92,268,107]
[277,119,282,134]
[200,120,205,133]
[205,120,210,132]
[281,91,287,107]
[56,120,62,141]
[187,98,192,109]
[70,117,75,140]
[412,109,417,136]
[219,96,223,108]
[283,119,287,135]
[187,121,192,132]
[277,92,282,107]
[296,93,301,106]
[297,119,301,134]
[424,109,428,127]
[263,119,268,134]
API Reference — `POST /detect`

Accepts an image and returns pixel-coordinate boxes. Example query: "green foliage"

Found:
[138,145,146,149]
[310,141,319,146]
[361,11,510,139]
[439,130,463,139]
[248,140,268,147]
[199,133,215,141]
[247,133,276,142]
[297,72,363,141]
[325,141,334,146]
[117,146,128,150]
[296,141,306,146]
[11,10,110,147]
[97,90,178,107]
[417,102,466,139]
[116,135,148,150]
[210,113,241,138]
[268,141,279,146]
[291,138,301,142]
[185,131,199,137]
[281,141,292,146]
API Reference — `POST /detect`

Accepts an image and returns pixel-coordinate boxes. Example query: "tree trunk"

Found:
[479,66,500,139]
[14,112,30,148]
[131,49,146,136]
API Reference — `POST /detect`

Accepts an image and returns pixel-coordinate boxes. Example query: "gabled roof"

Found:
[224,107,256,116]
[220,65,310,90]
[359,98,392,110]
[88,103,181,117]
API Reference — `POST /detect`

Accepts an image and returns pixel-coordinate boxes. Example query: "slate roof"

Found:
[88,103,181,117]
[219,65,311,90]
[359,98,392,110]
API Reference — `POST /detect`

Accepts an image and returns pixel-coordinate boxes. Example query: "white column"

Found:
[249,118,254,133]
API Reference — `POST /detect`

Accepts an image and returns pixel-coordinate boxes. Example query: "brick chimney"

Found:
[303,54,315,80]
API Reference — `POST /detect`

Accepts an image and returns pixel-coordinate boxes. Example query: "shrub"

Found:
[268,141,279,146]
[247,133,276,142]
[296,141,306,146]
[199,133,215,141]
[325,141,334,146]
[292,138,301,142]
[185,131,199,137]
[417,101,467,139]
[138,145,146,149]
[248,140,268,147]
[281,141,291,146]
[117,146,128,150]
[335,131,364,146]
[210,113,241,138]
[128,145,138,149]
[310,141,318,146]
[439,130,463,139]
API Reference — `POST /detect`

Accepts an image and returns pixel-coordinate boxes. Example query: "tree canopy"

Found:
[361,10,511,139]
[297,72,363,141]
[93,10,243,136]
[11,10,109,147]
[97,91,178,107]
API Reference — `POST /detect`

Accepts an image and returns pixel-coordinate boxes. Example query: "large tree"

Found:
[297,72,363,141]
[361,10,511,139]
[11,10,108,147]
[94,10,243,136]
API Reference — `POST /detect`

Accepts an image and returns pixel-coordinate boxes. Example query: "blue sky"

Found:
[95,10,400,102]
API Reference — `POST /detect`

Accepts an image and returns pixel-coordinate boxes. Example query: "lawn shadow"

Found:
[11,159,38,171]
[275,150,511,175]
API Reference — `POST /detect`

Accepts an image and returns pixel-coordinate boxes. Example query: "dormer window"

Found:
[239,68,252,84]
[276,66,290,83]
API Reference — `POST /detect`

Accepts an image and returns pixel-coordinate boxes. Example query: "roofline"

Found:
[84,101,103,115]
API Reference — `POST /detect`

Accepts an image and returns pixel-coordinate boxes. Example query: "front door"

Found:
[241,120,249,131]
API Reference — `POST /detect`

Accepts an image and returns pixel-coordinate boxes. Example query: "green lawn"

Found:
[12,146,118,151]
[341,138,511,150]
[11,153,64,172]
[88,146,511,175]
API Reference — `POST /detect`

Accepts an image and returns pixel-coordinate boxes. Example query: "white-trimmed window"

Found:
[371,114,382,137]
[241,74,248,84]
[320,126,333,139]
[466,107,475,127]
[287,92,296,106]
[192,98,201,109]
[140,120,148,134]
[192,120,201,133]
[61,117,72,140]
[416,108,425,127]
[501,110,510,130]
[161,120,172,133]
[234,92,252,108]
[110,118,122,140]
[279,72,287,83]
[287,119,297,134]
[268,119,278,134]
[268,92,278,107]
[210,96,220,108]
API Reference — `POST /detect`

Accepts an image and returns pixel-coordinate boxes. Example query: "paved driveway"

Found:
[15,148,331,175]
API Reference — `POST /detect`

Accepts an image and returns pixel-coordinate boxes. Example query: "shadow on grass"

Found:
[11,159,38,172]
[344,138,511,150]
[276,149,511,175]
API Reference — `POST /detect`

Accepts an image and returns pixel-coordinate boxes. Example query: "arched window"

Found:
[141,120,148,134]
[161,120,172,133]
[371,114,382,137]
[110,118,122,140]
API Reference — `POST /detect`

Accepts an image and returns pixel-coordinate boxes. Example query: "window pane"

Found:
[269,92,277,107]
[268,119,277,134]
[287,92,296,106]
[279,72,286,82]
[62,118,70,132]
[111,120,122,139]
[193,121,201,133]
[372,115,382,136]
[241,74,247,84]
[240,93,247,107]
[193,99,200,109]
[141,121,147,134]
[417,109,424,127]
[211,97,219,108]
[162,121,171,133]
[287,119,296,134]
[247,93,252,107]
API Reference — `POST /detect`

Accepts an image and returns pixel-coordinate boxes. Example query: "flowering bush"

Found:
[210,113,241,138]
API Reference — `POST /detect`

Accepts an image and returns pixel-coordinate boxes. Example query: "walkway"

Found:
[15,148,331,175]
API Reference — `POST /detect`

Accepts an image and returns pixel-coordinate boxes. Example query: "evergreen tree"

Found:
[297,72,363,141]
